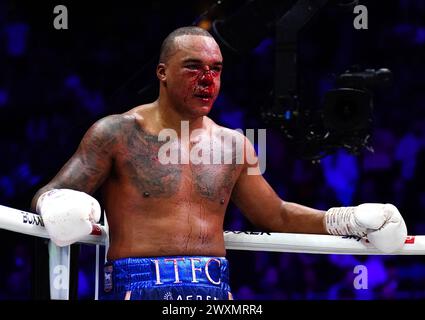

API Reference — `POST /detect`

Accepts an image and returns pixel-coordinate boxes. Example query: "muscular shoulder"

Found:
[82,114,135,151]
[86,114,128,138]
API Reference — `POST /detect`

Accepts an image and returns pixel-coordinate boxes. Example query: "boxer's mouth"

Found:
[194,92,214,102]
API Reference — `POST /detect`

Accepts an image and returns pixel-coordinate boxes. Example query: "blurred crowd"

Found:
[0,0,424,299]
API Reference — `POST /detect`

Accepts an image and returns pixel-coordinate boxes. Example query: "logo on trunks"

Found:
[163,292,173,300]
[153,257,221,286]
[22,212,44,227]
[103,264,113,292]
[157,121,267,175]
[163,292,219,300]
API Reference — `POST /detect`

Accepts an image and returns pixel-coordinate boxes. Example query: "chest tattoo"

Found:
[121,124,239,201]
[123,125,182,197]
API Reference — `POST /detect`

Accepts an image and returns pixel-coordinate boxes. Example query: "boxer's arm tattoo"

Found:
[59,123,117,193]
[32,116,120,207]
[123,123,182,197]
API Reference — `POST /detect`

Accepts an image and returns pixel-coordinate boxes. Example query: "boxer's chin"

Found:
[190,99,214,116]
[195,105,213,116]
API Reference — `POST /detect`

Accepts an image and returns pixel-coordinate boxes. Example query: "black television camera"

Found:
[269,67,393,161]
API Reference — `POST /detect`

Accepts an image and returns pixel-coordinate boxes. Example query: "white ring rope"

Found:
[0,204,108,245]
[1,204,424,255]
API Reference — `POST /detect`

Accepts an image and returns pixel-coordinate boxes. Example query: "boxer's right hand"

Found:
[36,189,101,247]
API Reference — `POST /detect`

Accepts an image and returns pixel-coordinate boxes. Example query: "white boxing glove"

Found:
[36,189,101,247]
[325,203,407,253]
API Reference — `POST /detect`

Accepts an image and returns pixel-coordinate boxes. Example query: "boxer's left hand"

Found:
[325,203,407,253]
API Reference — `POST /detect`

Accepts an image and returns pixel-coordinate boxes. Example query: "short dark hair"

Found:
[159,26,214,63]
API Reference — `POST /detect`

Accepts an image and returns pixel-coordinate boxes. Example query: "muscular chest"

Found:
[114,128,241,202]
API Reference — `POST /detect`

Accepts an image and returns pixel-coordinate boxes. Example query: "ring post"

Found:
[48,241,71,300]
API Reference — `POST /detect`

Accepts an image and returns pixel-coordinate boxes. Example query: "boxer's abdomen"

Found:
[101,174,229,260]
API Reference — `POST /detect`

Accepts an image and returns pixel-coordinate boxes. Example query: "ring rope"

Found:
[1,204,424,255]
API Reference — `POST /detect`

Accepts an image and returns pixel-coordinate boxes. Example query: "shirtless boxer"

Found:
[31,27,407,300]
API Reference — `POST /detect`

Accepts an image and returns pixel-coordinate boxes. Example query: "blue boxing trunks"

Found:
[100,256,233,300]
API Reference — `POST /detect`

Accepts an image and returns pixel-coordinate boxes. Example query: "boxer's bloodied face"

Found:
[158,35,223,118]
